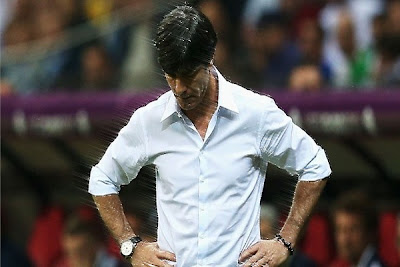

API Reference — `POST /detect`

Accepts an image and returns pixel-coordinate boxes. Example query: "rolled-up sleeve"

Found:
[88,108,148,195]
[259,98,331,181]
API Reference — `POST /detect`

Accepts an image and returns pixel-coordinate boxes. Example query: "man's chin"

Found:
[180,105,196,111]
[178,101,198,111]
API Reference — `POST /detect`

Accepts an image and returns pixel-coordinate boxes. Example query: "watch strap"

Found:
[130,236,142,245]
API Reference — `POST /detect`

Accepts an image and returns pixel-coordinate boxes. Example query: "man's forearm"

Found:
[93,194,136,244]
[279,178,328,247]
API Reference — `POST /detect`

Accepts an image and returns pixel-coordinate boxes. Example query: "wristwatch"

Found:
[120,236,142,259]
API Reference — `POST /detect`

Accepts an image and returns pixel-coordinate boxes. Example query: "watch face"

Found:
[121,240,134,256]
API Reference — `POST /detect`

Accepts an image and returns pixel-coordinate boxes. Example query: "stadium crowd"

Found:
[1,1,400,267]
[1,0,400,95]
[2,190,400,267]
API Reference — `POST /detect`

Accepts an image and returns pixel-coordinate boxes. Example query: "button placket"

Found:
[198,147,208,262]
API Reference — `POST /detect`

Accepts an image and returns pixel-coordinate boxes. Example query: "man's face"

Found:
[63,233,97,267]
[165,65,211,111]
[334,211,369,263]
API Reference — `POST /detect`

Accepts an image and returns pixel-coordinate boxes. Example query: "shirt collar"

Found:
[160,66,239,122]
[215,67,239,114]
[160,92,180,122]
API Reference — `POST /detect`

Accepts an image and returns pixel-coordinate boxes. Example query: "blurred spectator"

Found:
[83,0,113,25]
[56,0,86,27]
[198,0,228,36]
[259,203,317,267]
[55,212,127,267]
[55,41,118,90]
[2,19,33,48]
[2,0,398,93]
[79,42,118,90]
[242,0,279,31]
[326,11,375,89]
[0,0,16,43]
[0,19,35,93]
[279,0,322,38]
[330,190,385,267]
[0,0,34,43]
[371,14,386,47]
[297,18,332,84]
[119,0,165,91]
[242,0,323,37]
[386,0,400,35]
[33,6,75,87]
[244,11,301,89]
[372,0,400,88]
[1,3,78,94]
[374,34,400,88]
[198,0,238,81]
[0,80,14,96]
[84,0,141,66]
[240,0,318,89]
[319,0,384,52]
[289,64,323,93]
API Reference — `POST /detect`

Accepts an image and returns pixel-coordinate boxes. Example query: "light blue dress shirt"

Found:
[89,69,331,267]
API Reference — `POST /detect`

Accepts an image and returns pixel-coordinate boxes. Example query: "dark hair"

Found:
[154,5,217,77]
[257,11,288,30]
[332,190,377,235]
[63,214,105,243]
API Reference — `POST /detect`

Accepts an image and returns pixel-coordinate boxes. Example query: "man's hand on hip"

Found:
[130,242,176,267]
[239,239,289,267]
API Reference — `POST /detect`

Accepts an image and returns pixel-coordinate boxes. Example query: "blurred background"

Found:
[1,0,400,266]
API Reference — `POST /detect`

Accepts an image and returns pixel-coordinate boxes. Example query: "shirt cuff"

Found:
[88,166,121,195]
[299,148,332,181]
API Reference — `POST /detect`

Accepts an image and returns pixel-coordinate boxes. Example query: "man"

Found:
[330,191,384,267]
[56,213,127,267]
[89,5,331,267]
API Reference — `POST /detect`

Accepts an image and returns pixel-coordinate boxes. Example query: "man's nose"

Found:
[174,79,188,96]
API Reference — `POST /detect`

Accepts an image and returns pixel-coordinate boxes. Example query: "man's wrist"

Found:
[274,234,294,256]
[120,236,142,259]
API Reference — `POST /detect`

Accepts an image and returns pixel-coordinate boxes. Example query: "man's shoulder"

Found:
[126,91,172,127]
[227,81,277,110]
[135,91,171,115]
[145,90,171,107]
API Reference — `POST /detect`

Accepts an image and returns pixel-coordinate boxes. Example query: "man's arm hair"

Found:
[93,194,136,244]
[278,178,327,247]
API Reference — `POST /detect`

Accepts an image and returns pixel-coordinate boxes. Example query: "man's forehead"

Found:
[167,64,209,78]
